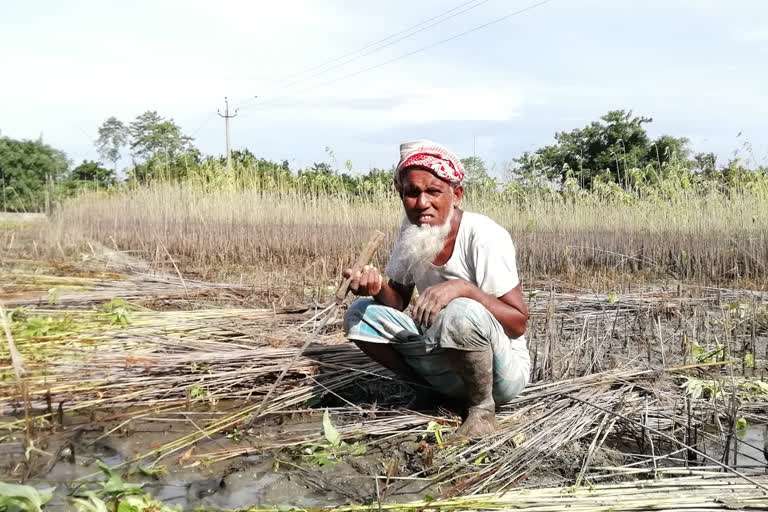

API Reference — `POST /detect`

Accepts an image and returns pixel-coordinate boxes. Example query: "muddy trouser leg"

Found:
[343,297,530,405]
[343,298,434,392]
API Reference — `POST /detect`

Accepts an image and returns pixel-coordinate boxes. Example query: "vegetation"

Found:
[0,136,68,212]
[95,116,129,174]
[4,110,768,287]
[0,482,53,512]
[515,110,692,186]
[47,154,768,287]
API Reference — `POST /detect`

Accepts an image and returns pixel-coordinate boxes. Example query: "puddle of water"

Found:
[703,424,767,467]
[4,412,430,509]
[22,433,350,510]
[33,458,336,510]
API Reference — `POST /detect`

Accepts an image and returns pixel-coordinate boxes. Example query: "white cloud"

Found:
[248,84,525,124]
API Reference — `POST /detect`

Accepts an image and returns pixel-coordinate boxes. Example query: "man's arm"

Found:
[343,265,414,311]
[463,283,528,338]
[411,281,528,338]
[374,279,414,311]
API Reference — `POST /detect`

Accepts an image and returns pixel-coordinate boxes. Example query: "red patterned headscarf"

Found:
[395,140,465,187]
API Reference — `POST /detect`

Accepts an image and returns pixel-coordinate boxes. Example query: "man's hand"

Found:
[342,264,384,297]
[411,279,467,328]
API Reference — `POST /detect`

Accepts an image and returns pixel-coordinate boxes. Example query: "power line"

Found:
[252,0,554,109]
[278,0,493,90]
[233,0,494,112]
[277,0,484,84]
[189,111,218,138]
[300,0,554,93]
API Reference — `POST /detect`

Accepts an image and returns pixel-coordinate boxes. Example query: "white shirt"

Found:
[386,211,520,298]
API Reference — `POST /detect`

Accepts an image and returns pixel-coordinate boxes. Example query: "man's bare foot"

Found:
[454,407,497,438]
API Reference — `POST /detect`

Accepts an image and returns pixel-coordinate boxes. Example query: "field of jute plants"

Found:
[42,162,768,291]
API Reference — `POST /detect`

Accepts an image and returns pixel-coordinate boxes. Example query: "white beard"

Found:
[389,210,453,283]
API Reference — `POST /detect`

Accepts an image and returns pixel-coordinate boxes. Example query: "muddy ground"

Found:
[1,404,640,510]
[3,376,767,511]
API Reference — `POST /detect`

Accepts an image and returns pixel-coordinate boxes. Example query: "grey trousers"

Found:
[343,297,530,403]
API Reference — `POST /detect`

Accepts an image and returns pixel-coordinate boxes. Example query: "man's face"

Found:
[399,168,463,226]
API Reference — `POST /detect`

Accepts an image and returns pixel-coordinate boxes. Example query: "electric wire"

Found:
[277,0,492,89]
[232,0,494,112]
[248,0,554,111]
[277,0,485,83]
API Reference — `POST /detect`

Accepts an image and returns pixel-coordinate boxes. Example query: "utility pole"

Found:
[217,97,238,168]
[1,167,6,212]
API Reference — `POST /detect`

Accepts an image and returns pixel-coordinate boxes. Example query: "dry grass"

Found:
[40,182,768,292]
[1,254,767,506]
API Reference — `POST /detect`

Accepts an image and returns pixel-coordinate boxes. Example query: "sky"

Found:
[1,0,767,176]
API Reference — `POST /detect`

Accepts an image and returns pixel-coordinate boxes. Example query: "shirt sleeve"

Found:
[472,225,520,297]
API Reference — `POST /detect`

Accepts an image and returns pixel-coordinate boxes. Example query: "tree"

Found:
[127,111,196,181]
[309,162,333,175]
[692,152,717,176]
[0,136,69,211]
[649,134,691,168]
[460,156,490,185]
[69,160,115,186]
[517,110,690,187]
[129,111,194,163]
[95,117,128,173]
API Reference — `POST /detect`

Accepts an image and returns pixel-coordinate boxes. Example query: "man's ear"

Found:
[394,182,403,199]
[452,184,464,205]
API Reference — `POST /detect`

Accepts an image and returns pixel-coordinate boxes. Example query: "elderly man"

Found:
[342,140,530,438]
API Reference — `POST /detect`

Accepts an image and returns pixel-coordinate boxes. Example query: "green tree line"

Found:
[1,109,766,212]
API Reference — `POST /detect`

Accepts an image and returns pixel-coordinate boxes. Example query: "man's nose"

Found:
[416,193,430,208]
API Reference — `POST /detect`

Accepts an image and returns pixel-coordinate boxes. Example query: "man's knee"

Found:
[436,298,492,349]
[342,298,376,335]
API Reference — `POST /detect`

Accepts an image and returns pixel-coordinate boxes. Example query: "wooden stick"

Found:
[335,230,385,302]
[0,305,25,378]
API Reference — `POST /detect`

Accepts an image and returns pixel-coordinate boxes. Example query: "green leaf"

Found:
[322,409,341,447]
[0,482,54,512]
[127,465,167,478]
[681,376,704,399]
[96,460,113,479]
[69,494,109,512]
[187,385,205,399]
[744,353,755,366]
[735,417,748,430]
[307,453,337,466]
[426,421,444,446]
[102,299,133,326]
[117,502,140,512]
[93,461,143,497]
[347,443,367,456]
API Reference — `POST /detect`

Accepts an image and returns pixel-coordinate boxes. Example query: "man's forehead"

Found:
[400,168,452,187]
